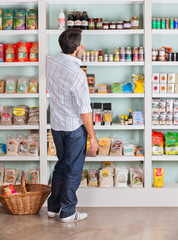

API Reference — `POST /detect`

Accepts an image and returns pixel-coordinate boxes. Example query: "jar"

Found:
[126,47,132,62]
[174,18,178,29]
[96,18,103,29]
[81,66,87,74]
[109,22,116,30]
[152,18,157,29]
[173,52,177,61]
[123,20,131,29]
[114,47,120,62]
[131,16,139,29]
[133,47,139,61]
[161,18,166,29]
[82,52,87,62]
[166,18,170,29]
[88,18,95,30]
[94,51,98,62]
[139,47,144,61]
[156,18,161,29]
[86,52,90,62]
[170,18,174,29]
[109,54,113,62]
[98,49,103,62]
[90,52,95,62]
[120,47,126,62]
[87,74,95,84]
[117,21,123,30]
[103,22,109,30]
[152,48,157,61]
[159,48,165,61]
[168,52,172,61]
[103,54,108,62]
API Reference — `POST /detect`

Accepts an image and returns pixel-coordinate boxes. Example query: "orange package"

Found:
[152,130,164,155]
[29,42,38,62]
[4,44,16,62]
[17,42,30,62]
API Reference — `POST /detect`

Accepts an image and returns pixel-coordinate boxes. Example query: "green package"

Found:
[165,132,178,155]
[2,9,14,30]
[112,82,122,93]
[14,9,26,30]
[26,9,38,30]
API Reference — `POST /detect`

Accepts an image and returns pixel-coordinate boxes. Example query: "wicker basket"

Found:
[0,171,51,215]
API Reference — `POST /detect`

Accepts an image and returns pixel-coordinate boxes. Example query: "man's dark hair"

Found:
[59,28,82,54]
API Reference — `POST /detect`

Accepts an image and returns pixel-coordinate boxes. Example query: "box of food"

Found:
[133,111,144,125]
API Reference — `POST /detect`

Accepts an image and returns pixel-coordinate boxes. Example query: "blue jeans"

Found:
[48,125,87,218]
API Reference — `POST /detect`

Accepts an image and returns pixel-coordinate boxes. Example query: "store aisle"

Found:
[1,206,178,240]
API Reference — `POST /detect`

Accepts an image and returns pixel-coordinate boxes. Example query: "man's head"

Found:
[59,28,83,57]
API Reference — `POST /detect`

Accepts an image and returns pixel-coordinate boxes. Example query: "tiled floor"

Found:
[1,206,178,240]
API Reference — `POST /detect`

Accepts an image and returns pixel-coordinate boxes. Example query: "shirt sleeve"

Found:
[71,71,92,114]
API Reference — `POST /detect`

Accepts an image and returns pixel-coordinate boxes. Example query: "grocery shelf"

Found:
[152,125,178,130]
[0,125,39,130]
[0,30,38,36]
[46,29,144,36]
[47,156,144,162]
[0,156,40,161]
[0,94,39,98]
[47,0,144,4]
[47,93,144,98]
[82,62,144,66]
[153,94,178,98]
[152,29,178,35]
[0,62,39,67]
[152,62,178,66]
[152,0,178,3]
[0,0,37,3]
[152,155,178,161]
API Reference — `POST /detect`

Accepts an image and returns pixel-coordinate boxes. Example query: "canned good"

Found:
[161,18,166,29]
[103,54,108,62]
[82,52,87,62]
[94,51,98,62]
[152,48,157,61]
[156,18,161,29]
[166,18,170,29]
[170,18,174,29]
[168,52,172,61]
[173,52,177,61]
[174,18,178,29]
[159,48,165,61]
[86,52,90,62]
[139,47,144,61]
[90,51,95,62]
[109,54,113,62]
[133,47,139,61]
[152,18,157,29]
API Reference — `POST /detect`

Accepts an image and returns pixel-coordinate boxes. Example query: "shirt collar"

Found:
[58,52,82,66]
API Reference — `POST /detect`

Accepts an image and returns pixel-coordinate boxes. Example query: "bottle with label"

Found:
[128,109,133,125]
[120,114,125,125]
[75,10,81,28]
[58,9,65,30]
[120,47,126,62]
[126,47,132,62]
[81,11,89,29]
[114,47,120,62]
[125,114,128,125]
[133,47,139,61]
[67,10,74,29]
[98,49,103,62]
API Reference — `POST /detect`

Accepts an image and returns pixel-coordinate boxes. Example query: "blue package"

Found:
[122,83,132,93]
[0,144,6,156]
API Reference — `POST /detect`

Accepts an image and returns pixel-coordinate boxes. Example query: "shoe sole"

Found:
[60,216,88,223]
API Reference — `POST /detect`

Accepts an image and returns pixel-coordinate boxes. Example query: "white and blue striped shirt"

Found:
[46,53,92,131]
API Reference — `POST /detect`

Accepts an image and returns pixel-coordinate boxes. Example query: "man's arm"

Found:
[81,112,98,152]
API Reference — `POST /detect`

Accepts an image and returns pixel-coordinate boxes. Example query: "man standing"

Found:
[46,29,98,223]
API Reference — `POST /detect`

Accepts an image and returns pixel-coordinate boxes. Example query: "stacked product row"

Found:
[0,9,38,30]
[0,131,39,157]
[152,47,178,62]
[0,42,38,62]
[152,18,178,30]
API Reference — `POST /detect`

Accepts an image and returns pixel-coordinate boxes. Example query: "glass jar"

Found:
[109,22,116,30]
[120,47,126,62]
[103,22,109,30]
[117,21,123,30]
[96,18,103,29]
[131,16,139,29]
[88,18,95,30]
[103,54,108,62]
[98,49,103,62]
[152,48,157,61]
[94,51,98,62]
[159,48,165,61]
[123,20,131,29]
[133,47,139,61]
[126,47,132,62]
[109,54,113,62]
[139,47,144,61]
[114,47,120,62]
[90,52,95,62]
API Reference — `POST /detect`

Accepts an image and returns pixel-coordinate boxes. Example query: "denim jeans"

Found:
[48,124,87,218]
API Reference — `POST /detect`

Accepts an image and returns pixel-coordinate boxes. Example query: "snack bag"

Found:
[98,137,111,156]
[27,138,39,156]
[79,170,88,188]
[18,137,28,155]
[115,166,128,188]
[6,136,19,156]
[99,169,113,188]
[48,139,56,156]
[123,140,135,156]
[0,79,5,93]
[0,164,5,184]
[110,138,122,156]
[4,169,16,185]
[130,167,144,188]
[135,148,144,156]
[86,135,97,157]
[4,44,16,62]
[0,144,6,156]
[88,169,98,187]
[0,110,13,125]
[2,9,14,30]
[0,43,4,62]
[29,78,38,93]
[28,168,40,184]
[13,108,26,125]
[112,82,122,93]
[17,77,28,93]
[5,78,16,93]
[17,42,30,62]
[153,168,164,188]
[122,83,133,93]
[3,185,17,195]
[152,131,164,155]
[132,74,144,93]
[29,42,38,62]
[0,9,2,30]
[26,9,38,30]
[165,132,178,155]
[14,9,26,30]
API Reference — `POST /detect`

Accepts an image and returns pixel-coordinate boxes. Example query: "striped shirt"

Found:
[46,53,92,131]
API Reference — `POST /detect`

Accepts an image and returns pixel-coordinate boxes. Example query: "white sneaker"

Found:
[48,211,58,218]
[60,212,88,223]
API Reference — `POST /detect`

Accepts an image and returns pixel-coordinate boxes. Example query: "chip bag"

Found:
[26,9,38,30]
[152,131,164,155]
[153,168,164,188]
[2,9,14,30]
[165,132,178,155]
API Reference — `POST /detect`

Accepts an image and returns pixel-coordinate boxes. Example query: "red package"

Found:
[152,130,164,147]
[0,43,4,62]
[29,42,38,62]
[17,42,30,62]
[5,44,17,62]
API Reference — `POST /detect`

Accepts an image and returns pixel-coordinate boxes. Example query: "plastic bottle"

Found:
[128,109,133,125]
[58,9,65,30]
[120,114,125,125]
[75,10,81,28]
[98,49,103,62]
[67,10,74,29]
[81,10,89,29]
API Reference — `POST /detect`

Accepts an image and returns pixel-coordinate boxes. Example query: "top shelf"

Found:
[152,0,178,3]
[0,0,38,3]
[46,0,144,4]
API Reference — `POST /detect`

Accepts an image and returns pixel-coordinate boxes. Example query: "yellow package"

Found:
[132,74,144,93]
[153,168,164,188]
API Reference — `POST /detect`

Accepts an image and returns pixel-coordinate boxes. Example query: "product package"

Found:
[3,185,17,195]
[0,9,2,30]
[135,148,144,156]
[133,111,144,125]
[17,42,30,62]
[98,137,111,156]
[160,73,167,84]
[29,42,38,61]
[5,78,16,93]
[99,169,113,188]
[28,168,40,184]
[152,73,159,83]
[14,9,26,30]
[4,169,16,185]
[6,136,19,156]
[47,130,56,156]
[29,78,38,93]
[18,136,28,155]
[28,106,39,125]
[153,168,164,188]
[152,131,164,155]
[98,84,107,93]
[130,167,144,188]
[86,135,97,157]
[27,137,39,156]
[79,169,88,188]
[0,43,4,62]
[152,84,159,93]
[160,84,167,94]
[0,108,13,125]
[17,77,28,93]
[88,169,98,187]
[132,74,144,93]
[0,164,5,184]
[4,44,16,62]
[112,82,122,93]
[0,144,6,156]
[110,138,122,156]
[2,9,14,30]
[123,140,135,156]
[26,9,38,30]
[13,108,27,125]
[0,79,5,93]
[115,166,128,188]
[122,83,133,93]
[168,73,175,84]
[165,132,178,155]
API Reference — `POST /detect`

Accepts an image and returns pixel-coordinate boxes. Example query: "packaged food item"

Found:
[123,141,135,156]
[79,170,88,188]
[168,73,175,84]
[0,43,4,62]
[160,73,167,84]
[166,115,173,125]
[152,130,164,155]
[87,74,95,85]
[27,138,39,156]
[28,106,39,125]
[5,78,16,93]
[88,169,98,187]
[112,83,122,93]
[115,166,128,188]
[48,139,56,156]
[17,77,28,93]
[132,74,144,93]
[159,115,166,125]
[2,9,14,30]
[103,103,113,126]
[0,144,6,156]
[0,80,5,93]
[122,83,132,93]
[3,185,17,195]
[18,137,28,155]
[0,109,13,125]
[152,73,159,83]
[0,164,4,184]
[5,44,16,62]
[135,148,144,156]
[0,9,2,30]
[102,161,114,169]
[26,9,38,30]
[133,111,144,125]
[110,138,122,156]
[160,84,167,94]
[28,168,40,184]
[98,84,107,94]
[14,9,26,30]
[152,84,159,93]
[88,85,95,93]
[152,114,159,125]
[152,99,159,113]
[168,84,174,93]
[29,42,38,62]
[86,135,97,157]
[153,168,164,188]
[17,42,30,62]
[99,169,113,188]
[98,137,111,156]
[29,78,38,93]
[130,167,144,188]
[165,132,178,154]
[13,108,26,125]
[4,169,16,185]
[6,136,19,156]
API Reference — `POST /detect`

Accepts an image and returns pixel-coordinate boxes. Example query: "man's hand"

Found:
[89,135,99,152]
[76,44,85,58]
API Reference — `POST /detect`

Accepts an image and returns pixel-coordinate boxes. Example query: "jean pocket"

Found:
[70,126,82,139]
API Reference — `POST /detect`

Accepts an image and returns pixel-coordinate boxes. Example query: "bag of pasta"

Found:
[88,169,98,187]
[110,138,122,156]
[98,137,111,156]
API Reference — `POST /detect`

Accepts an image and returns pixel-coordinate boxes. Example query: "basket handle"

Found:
[20,171,27,194]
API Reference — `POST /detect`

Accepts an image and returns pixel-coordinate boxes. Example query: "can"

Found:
[152,18,157,29]
[139,47,144,61]
[161,18,166,29]
[103,54,108,62]
[168,52,172,61]
[174,18,178,29]
[86,52,90,62]
[90,51,95,62]
[170,18,174,29]
[156,18,161,29]
[152,48,157,61]
[159,48,165,61]
[109,54,113,62]
[173,53,177,61]
[166,18,170,29]
[94,51,98,62]
[82,52,87,62]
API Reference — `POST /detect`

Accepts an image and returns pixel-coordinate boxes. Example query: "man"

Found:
[46,28,98,223]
